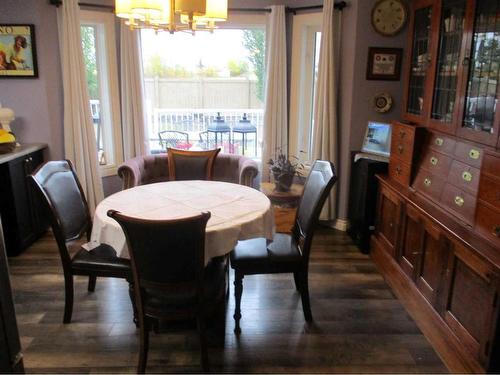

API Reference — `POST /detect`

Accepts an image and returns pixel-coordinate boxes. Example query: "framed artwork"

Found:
[366,47,402,81]
[0,24,38,78]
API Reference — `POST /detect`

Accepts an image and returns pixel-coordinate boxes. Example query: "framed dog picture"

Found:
[0,24,38,78]
[366,47,402,81]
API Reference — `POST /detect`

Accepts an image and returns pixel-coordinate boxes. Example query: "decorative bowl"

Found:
[0,142,16,154]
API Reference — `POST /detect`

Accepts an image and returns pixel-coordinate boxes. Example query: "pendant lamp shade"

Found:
[175,0,206,16]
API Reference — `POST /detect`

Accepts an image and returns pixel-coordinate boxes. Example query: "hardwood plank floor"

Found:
[7,228,448,373]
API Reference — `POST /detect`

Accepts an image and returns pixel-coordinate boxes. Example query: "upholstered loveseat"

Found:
[117,153,259,190]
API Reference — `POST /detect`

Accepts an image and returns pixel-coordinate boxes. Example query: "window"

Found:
[140,14,266,159]
[80,10,123,176]
[289,13,322,160]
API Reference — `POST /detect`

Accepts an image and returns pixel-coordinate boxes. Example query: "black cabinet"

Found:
[347,154,388,253]
[0,217,24,373]
[0,145,48,256]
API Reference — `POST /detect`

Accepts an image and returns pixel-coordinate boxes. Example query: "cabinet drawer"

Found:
[391,124,416,163]
[440,184,476,225]
[478,174,500,211]
[475,203,500,247]
[388,159,411,186]
[481,152,500,178]
[454,141,483,168]
[419,149,453,177]
[413,169,446,201]
[448,160,480,194]
[428,132,456,155]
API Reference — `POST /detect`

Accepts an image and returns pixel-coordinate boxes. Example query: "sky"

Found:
[141,29,256,76]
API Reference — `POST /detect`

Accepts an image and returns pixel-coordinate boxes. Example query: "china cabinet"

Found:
[373,0,500,372]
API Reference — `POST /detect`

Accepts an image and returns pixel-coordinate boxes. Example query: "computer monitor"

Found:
[361,121,392,157]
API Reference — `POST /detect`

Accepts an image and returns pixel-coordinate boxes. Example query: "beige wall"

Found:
[337,0,408,221]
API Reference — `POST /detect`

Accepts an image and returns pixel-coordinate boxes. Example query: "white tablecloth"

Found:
[91,181,275,264]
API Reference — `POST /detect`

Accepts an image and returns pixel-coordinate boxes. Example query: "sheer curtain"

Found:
[312,0,341,221]
[57,0,103,213]
[120,22,149,159]
[262,5,288,181]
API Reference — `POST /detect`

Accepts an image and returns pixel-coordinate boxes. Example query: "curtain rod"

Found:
[49,1,348,12]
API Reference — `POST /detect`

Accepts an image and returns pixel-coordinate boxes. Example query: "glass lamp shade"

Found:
[180,0,227,25]
[204,0,227,20]
[131,0,165,20]
[175,0,206,16]
[115,0,133,18]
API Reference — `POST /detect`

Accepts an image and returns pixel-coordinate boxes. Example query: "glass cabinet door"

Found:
[458,0,500,146]
[429,0,467,133]
[404,2,434,122]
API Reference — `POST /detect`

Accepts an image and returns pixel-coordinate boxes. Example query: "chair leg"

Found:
[196,314,209,372]
[298,271,313,322]
[293,271,301,292]
[233,272,244,334]
[88,275,97,292]
[128,281,139,327]
[137,319,149,374]
[63,273,74,324]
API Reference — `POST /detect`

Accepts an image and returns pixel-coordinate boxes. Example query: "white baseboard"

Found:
[333,218,349,232]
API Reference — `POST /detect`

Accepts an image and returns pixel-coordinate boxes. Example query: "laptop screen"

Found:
[361,122,392,157]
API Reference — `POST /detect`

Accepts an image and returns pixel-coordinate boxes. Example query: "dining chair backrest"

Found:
[29,160,91,265]
[293,160,337,261]
[167,148,220,181]
[107,210,211,303]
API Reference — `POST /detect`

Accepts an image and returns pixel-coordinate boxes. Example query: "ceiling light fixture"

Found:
[115,0,228,33]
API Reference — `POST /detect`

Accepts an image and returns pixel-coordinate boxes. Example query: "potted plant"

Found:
[268,150,303,192]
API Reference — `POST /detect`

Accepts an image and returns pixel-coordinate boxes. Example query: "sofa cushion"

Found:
[167,148,221,181]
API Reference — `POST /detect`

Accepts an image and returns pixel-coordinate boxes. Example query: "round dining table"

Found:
[91,180,275,264]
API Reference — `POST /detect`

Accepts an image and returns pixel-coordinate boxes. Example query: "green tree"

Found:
[80,26,98,99]
[144,54,168,77]
[243,29,265,102]
[228,59,249,77]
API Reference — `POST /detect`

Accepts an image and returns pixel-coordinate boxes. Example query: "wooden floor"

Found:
[7,227,449,373]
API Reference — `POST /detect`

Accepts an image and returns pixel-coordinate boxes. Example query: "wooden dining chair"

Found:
[167,147,220,181]
[29,160,131,324]
[230,160,337,333]
[107,210,225,373]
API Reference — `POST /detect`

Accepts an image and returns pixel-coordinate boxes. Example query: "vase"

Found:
[273,173,294,192]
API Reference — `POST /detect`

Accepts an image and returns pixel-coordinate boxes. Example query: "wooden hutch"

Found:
[371,0,500,372]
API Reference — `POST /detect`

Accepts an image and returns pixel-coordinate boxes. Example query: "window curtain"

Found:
[262,5,288,181]
[120,21,149,159]
[312,0,341,221]
[57,0,103,213]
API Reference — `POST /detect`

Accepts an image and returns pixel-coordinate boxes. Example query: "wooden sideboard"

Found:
[372,0,500,372]
[0,143,48,256]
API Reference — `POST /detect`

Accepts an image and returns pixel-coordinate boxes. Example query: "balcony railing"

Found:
[148,108,264,157]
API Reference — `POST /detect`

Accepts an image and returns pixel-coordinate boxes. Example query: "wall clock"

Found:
[373,92,393,113]
[371,0,408,36]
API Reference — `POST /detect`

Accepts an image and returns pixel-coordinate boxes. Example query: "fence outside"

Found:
[144,77,263,110]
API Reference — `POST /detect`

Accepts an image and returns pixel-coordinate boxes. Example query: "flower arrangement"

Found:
[268,149,304,192]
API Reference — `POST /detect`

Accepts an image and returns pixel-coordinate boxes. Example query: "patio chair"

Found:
[158,130,191,150]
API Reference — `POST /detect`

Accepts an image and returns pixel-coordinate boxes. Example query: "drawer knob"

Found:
[398,145,404,153]
[469,149,480,160]
[494,226,500,237]
[430,156,438,166]
[395,166,402,175]
[435,138,444,146]
[399,131,406,139]
[454,196,465,207]
[462,171,472,182]
[424,178,432,187]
